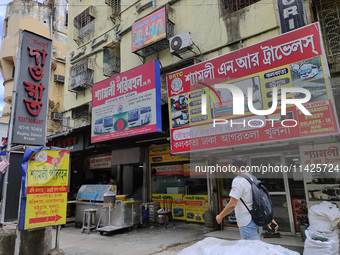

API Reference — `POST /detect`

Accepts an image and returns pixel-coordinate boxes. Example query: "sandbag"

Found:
[303,228,339,255]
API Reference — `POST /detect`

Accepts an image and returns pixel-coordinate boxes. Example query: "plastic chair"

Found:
[157,196,174,229]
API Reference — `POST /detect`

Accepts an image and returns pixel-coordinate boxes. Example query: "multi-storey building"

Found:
[0,0,68,135]
[54,0,340,237]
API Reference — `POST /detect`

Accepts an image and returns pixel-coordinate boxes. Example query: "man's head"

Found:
[230,155,247,172]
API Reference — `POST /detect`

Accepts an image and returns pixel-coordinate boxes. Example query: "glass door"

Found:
[250,155,294,234]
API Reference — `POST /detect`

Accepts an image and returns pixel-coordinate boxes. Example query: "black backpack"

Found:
[239,174,273,226]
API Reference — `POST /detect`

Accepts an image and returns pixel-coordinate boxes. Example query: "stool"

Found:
[81,209,97,234]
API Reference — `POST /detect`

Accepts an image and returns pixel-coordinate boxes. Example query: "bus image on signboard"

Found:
[128,106,151,128]
[299,64,319,79]
[94,116,113,134]
[94,118,104,134]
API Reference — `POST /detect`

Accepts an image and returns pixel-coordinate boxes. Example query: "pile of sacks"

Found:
[304,201,340,255]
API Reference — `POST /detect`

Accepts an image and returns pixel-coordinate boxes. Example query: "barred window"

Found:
[73,6,95,45]
[74,7,95,29]
[221,0,261,15]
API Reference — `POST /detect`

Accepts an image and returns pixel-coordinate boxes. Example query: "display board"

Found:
[19,147,69,230]
[166,23,339,154]
[92,60,162,143]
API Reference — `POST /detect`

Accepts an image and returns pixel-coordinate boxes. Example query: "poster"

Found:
[19,147,69,230]
[166,23,339,154]
[300,143,340,208]
[184,195,208,222]
[91,60,162,143]
[151,194,186,220]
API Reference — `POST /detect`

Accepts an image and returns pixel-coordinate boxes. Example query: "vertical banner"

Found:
[12,31,52,145]
[300,143,340,208]
[19,147,70,230]
[277,0,306,34]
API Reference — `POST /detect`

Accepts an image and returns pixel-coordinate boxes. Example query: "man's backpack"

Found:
[239,174,273,226]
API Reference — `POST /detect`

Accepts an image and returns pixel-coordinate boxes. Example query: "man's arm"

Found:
[216,197,238,224]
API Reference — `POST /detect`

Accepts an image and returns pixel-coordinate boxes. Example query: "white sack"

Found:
[303,228,339,255]
[177,237,300,255]
[308,201,340,233]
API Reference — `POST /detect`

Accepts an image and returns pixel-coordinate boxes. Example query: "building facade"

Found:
[52,0,340,236]
[0,0,67,135]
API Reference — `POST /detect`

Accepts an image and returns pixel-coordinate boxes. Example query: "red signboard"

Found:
[166,23,339,154]
[91,60,162,143]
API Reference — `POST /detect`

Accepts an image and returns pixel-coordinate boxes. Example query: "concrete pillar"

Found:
[19,227,52,255]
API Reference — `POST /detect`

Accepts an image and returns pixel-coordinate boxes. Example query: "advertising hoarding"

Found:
[19,147,69,230]
[12,31,52,145]
[91,60,162,143]
[131,7,167,53]
[166,23,339,154]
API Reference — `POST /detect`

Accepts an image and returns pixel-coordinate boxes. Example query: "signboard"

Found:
[166,23,339,154]
[85,155,112,170]
[184,195,208,222]
[152,194,186,220]
[46,133,84,152]
[278,0,306,34]
[149,145,188,163]
[19,147,69,230]
[300,143,340,208]
[12,31,52,145]
[151,164,183,176]
[131,7,167,53]
[91,60,162,143]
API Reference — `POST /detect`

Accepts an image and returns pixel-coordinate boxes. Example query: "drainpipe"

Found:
[50,0,54,40]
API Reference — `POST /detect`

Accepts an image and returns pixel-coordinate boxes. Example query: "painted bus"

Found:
[299,64,319,79]
[128,106,152,128]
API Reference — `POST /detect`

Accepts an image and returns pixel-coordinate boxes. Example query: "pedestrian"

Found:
[108,175,117,185]
[216,155,278,240]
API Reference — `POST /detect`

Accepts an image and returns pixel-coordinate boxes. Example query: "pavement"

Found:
[53,221,208,255]
[53,221,304,255]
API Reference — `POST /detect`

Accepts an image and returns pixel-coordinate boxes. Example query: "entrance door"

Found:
[250,155,294,234]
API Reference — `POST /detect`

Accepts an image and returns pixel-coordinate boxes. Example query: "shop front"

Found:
[164,22,340,238]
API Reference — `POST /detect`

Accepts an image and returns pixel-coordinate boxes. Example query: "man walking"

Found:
[216,155,278,240]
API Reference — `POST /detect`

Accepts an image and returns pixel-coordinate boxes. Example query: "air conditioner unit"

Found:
[54,75,65,84]
[169,31,193,55]
[51,112,63,121]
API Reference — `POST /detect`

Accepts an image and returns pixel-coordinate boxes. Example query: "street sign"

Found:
[19,147,69,230]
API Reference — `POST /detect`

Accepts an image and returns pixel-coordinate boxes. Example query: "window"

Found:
[106,0,121,21]
[220,0,260,16]
[315,1,340,63]
[73,6,95,44]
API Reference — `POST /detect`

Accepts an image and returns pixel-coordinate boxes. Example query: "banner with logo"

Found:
[166,23,339,154]
[19,147,69,230]
[91,60,162,143]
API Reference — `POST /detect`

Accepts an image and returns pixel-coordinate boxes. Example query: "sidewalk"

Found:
[53,222,304,255]
[52,222,207,255]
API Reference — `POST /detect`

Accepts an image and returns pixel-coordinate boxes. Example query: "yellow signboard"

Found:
[149,145,188,163]
[184,195,209,222]
[20,149,69,230]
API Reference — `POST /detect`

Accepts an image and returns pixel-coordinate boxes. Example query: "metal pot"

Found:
[103,191,116,204]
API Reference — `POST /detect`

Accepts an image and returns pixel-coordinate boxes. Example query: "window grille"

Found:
[106,0,121,22]
[220,0,260,16]
[73,6,95,45]
[316,0,340,63]
[103,47,120,77]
